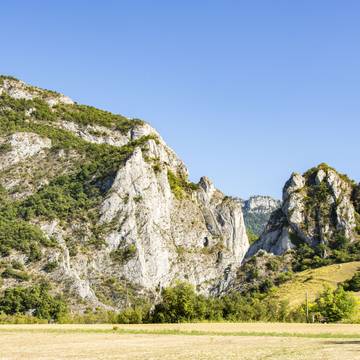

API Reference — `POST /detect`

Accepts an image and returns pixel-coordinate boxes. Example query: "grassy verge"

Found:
[0,326,360,339]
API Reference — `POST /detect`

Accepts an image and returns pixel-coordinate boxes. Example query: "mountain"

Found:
[247,164,360,259]
[224,164,360,296]
[2,76,359,320]
[0,76,249,311]
[240,196,281,237]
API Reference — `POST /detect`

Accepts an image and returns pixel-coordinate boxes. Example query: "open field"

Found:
[275,261,360,308]
[1,323,360,359]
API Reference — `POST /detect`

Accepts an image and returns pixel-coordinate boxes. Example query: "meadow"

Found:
[1,323,360,359]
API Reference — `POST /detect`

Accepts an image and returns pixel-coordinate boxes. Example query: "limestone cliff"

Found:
[240,196,281,236]
[247,164,360,257]
[0,76,249,311]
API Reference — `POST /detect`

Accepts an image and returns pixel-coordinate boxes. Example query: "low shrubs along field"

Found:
[1,263,359,324]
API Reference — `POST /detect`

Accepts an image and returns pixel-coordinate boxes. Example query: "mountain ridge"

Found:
[1,76,359,322]
[0,76,249,312]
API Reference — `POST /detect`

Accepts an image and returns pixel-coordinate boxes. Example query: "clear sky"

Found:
[1,1,359,199]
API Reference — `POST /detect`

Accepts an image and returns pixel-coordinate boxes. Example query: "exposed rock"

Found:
[0,77,73,105]
[0,132,51,171]
[247,164,359,257]
[0,77,249,311]
[99,142,249,292]
[57,121,130,148]
[240,195,281,236]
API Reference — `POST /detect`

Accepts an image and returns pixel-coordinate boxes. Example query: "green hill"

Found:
[275,261,360,309]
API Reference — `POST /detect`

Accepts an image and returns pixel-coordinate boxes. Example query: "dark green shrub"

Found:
[152,281,198,323]
[151,282,294,323]
[342,271,360,292]
[0,283,67,321]
[110,244,137,264]
[0,219,52,261]
[0,143,11,154]
[274,271,293,285]
[42,261,58,273]
[1,268,30,282]
[11,261,25,271]
[246,229,258,244]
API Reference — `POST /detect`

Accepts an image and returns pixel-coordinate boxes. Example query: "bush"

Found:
[55,103,143,133]
[291,238,360,272]
[42,261,58,273]
[0,219,53,261]
[274,271,293,285]
[342,271,360,292]
[110,244,137,264]
[64,309,118,324]
[151,281,295,323]
[1,268,30,282]
[0,312,48,324]
[167,170,198,200]
[246,229,258,244]
[152,281,197,323]
[0,283,67,321]
[0,143,12,154]
[11,260,25,271]
[117,306,149,324]
[310,286,356,323]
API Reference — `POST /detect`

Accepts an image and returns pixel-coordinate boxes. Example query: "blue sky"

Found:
[1,1,359,199]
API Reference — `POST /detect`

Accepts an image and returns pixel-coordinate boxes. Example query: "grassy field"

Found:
[1,323,360,359]
[274,261,360,308]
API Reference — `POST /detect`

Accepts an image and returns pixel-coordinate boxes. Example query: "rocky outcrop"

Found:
[0,76,73,105]
[0,132,51,171]
[98,137,249,292]
[247,164,359,257]
[240,196,281,236]
[0,76,249,311]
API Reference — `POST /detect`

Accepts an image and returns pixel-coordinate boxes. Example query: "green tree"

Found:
[343,272,360,292]
[312,286,356,322]
[0,283,67,321]
[152,281,197,322]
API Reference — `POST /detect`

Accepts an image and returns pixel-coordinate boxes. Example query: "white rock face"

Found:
[242,196,281,215]
[282,174,306,235]
[0,78,250,309]
[131,123,188,176]
[282,173,306,202]
[57,120,130,147]
[247,219,294,257]
[10,121,249,303]
[0,132,51,171]
[240,195,281,237]
[100,146,173,288]
[325,169,357,239]
[99,136,249,292]
[0,78,73,105]
[247,166,358,258]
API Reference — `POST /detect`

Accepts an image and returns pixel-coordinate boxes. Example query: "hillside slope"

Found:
[226,165,360,298]
[274,261,360,308]
[0,76,249,312]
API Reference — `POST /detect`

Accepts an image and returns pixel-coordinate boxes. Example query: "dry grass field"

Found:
[274,261,360,317]
[1,323,360,359]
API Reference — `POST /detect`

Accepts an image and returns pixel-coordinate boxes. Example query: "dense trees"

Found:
[309,286,356,323]
[0,283,67,321]
[150,282,293,323]
[0,280,356,324]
